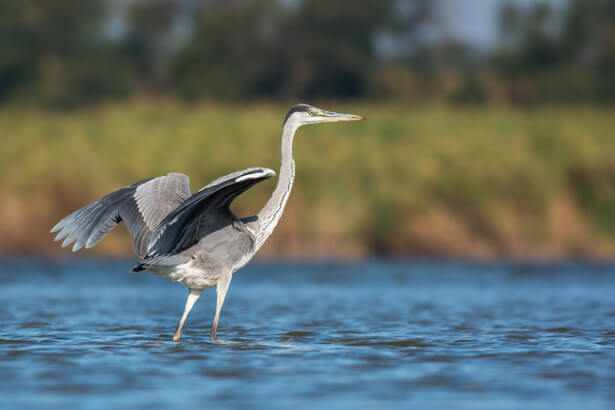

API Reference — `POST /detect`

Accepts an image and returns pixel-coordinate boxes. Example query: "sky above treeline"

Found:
[106,0,569,50]
[439,0,566,48]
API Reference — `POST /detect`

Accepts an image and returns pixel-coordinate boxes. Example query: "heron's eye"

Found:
[308,110,315,116]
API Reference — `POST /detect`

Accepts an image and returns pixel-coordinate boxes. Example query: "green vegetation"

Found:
[1,102,614,259]
[2,0,614,106]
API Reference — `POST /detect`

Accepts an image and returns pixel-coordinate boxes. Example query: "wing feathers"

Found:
[136,173,190,231]
[51,173,190,257]
[146,167,274,257]
[52,168,272,260]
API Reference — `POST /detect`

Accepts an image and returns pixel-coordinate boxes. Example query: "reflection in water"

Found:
[0,259,613,409]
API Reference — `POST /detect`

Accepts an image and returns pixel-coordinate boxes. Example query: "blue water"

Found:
[0,259,614,409]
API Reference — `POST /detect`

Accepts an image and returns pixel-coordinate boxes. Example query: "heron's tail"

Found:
[132,264,146,272]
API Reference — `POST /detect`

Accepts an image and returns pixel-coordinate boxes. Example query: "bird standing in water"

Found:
[51,104,364,341]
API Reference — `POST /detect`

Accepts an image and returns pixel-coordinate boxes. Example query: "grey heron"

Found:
[51,104,364,341]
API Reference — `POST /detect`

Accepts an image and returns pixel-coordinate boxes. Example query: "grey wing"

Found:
[51,173,191,258]
[146,167,275,258]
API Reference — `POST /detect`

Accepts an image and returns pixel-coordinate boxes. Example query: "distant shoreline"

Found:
[2,103,615,261]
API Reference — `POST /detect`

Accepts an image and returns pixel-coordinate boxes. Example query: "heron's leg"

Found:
[211,275,231,341]
[173,288,202,341]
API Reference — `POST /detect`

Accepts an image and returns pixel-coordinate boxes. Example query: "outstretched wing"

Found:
[51,173,191,258]
[146,167,275,258]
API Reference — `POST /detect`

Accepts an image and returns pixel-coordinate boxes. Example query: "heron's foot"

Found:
[210,328,217,341]
[172,330,182,342]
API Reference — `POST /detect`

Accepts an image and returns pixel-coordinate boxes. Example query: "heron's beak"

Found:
[316,110,365,122]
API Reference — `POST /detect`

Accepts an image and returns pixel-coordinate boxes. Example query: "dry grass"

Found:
[2,101,615,259]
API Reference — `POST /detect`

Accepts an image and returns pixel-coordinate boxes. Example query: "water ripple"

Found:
[0,259,613,410]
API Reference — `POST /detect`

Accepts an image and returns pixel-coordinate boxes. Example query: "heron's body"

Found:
[138,202,260,289]
[51,104,363,341]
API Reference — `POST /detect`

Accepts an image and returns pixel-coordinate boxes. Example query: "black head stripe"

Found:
[284,104,312,124]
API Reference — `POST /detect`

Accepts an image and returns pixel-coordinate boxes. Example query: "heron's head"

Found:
[284,104,364,129]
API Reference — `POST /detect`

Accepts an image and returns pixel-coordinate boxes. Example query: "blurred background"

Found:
[1,0,614,260]
[1,4,615,408]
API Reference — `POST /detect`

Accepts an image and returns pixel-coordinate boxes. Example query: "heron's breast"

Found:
[194,227,256,273]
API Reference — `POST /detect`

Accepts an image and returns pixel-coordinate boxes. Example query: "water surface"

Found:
[0,259,614,409]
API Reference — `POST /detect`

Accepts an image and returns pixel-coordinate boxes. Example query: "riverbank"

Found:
[2,102,614,260]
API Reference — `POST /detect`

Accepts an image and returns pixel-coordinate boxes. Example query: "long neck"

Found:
[254,121,298,250]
